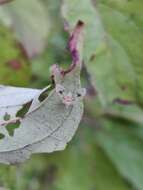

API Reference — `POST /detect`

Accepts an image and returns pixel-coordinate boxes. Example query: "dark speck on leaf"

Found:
[121,85,128,91]
[113,98,134,105]
[6,59,22,71]
[0,0,13,5]
[3,112,11,121]
[90,54,96,62]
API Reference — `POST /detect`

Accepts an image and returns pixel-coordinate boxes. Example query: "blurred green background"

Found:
[0,0,143,189]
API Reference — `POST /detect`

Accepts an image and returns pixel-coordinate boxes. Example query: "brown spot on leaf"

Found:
[121,85,128,91]
[0,0,13,5]
[68,20,84,64]
[63,20,84,75]
[86,86,97,97]
[113,98,134,105]
[6,59,22,71]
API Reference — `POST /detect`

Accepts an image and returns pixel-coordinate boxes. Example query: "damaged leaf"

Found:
[5,120,20,137]
[16,101,32,118]
[0,134,5,140]
[62,0,136,106]
[0,21,85,164]
[3,113,10,121]
[38,84,55,102]
[61,0,143,127]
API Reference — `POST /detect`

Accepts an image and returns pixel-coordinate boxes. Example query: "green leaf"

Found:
[96,119,143,190]
[0,24,31,86]
[1,0,50,58]
[31,0,69,82]
[62,0,143,127]
[62,0,137,107]
[93,144,131,190]
[47,126,132,190]
[97,3,143,106]
[98,0,143,28]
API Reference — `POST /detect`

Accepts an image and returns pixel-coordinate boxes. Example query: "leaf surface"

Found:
[0,0,49,58]
[0,21,85,164]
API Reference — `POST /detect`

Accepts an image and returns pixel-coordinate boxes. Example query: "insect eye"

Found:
[56,84,65,95]
[77,93,82,97]
[76,88,86,98]
[59,90,64,94]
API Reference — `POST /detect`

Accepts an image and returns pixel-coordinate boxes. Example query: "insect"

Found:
[50,64,86,108]
[0,21,85,164]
